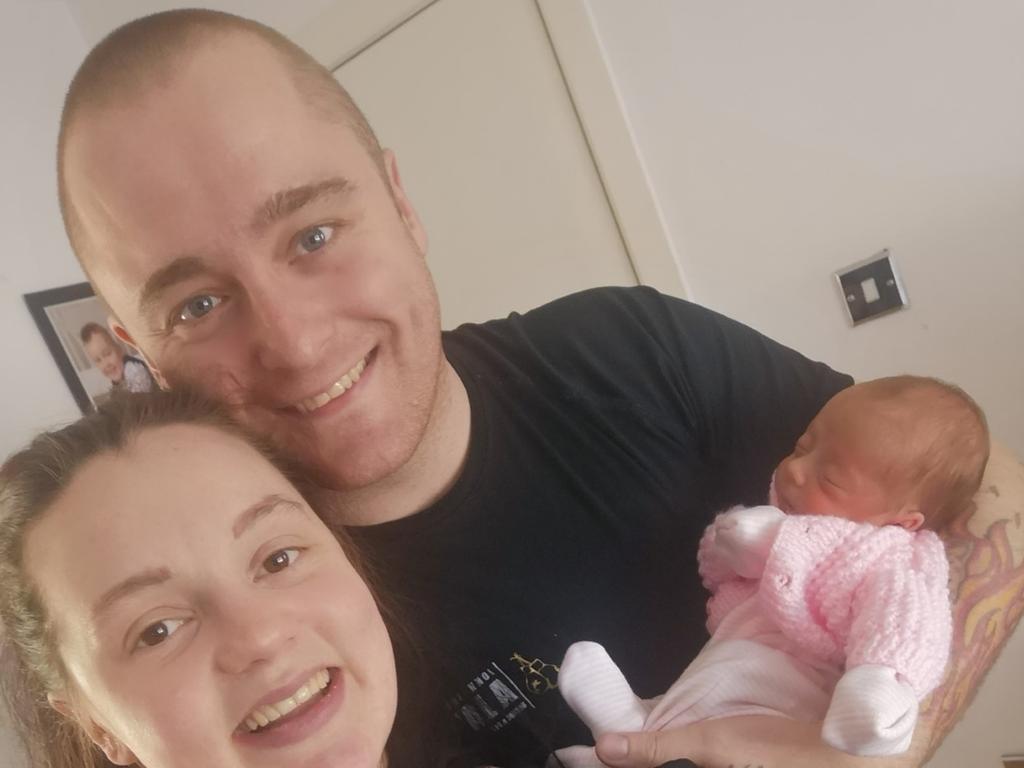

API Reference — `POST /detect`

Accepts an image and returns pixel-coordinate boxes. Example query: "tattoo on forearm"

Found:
[921,484,1024,753]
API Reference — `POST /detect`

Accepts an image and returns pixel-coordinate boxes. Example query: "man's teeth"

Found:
[243,669,331,733]
[296,358,366,414]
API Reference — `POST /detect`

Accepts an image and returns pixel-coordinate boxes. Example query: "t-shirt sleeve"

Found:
[616,287,852,508]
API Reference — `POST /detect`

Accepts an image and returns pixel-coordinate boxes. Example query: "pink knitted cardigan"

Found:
[697,514,952,698]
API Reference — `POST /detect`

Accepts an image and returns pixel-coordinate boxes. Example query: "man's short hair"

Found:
[57,9,384,262]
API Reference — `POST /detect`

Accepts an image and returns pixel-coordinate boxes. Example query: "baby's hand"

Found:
[710,506,785,579]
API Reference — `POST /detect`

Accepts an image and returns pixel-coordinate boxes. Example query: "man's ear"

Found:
[48,692,138,766]
[107,316,168,389]
[382,148,428,255]
[896,507,925,531]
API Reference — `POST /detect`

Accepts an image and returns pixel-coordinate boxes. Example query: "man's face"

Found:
[65,36,442,489]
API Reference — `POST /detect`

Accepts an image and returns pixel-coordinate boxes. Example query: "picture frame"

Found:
[23,282,155,413]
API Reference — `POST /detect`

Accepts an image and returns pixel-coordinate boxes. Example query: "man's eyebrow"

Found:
[92,567,172,621]
[137,256,215,318]
[252,177,354,233]
[232,493,306,540]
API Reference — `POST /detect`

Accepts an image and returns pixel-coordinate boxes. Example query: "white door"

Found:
[334,0,639,328]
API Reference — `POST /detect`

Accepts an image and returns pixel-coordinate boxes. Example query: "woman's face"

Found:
[25,424,395,768]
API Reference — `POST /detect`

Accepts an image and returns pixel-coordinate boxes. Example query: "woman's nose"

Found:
[213,593,295,676]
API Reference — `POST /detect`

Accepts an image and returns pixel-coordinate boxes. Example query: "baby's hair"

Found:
[857,375,989,531]
[0,389,363,768]
[79,322,116,347]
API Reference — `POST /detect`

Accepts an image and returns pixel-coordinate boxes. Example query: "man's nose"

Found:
[246,283,333,373]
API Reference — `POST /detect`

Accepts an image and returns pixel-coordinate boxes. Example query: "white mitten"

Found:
[553,642,649,768]
[821,664,919,756]
[710,505,786,579]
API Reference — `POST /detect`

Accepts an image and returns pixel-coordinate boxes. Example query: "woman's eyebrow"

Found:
[91,496,305,621]
[232,493,306,539]
[92,567,171,621]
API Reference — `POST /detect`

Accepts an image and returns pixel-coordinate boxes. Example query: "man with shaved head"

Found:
[56,10,1022,768]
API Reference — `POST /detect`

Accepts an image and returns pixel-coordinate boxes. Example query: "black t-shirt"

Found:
[349,287,852,767]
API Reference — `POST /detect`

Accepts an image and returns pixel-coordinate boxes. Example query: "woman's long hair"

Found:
[0,389,380,768]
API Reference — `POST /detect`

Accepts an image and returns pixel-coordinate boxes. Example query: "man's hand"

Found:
[593,715,916,768]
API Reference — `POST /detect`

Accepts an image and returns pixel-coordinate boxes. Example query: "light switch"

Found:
[835,249,909,325]
[860,277,881,303]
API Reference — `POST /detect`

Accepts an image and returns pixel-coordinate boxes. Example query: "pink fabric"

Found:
[698,514,952,698]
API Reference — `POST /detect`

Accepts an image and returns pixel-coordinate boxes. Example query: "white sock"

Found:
[558,641,647,736]
[821,664,919,756]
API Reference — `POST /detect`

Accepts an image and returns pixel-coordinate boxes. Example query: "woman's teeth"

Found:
[295,358,366,414]
[243,669,331,733]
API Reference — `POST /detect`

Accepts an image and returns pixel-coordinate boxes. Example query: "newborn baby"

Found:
[555,376,989,765]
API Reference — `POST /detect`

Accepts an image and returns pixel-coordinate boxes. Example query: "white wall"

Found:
[0,3,89,455]
[586,1,1024,765]
[586,0,1024,458]
[0,5,87,765]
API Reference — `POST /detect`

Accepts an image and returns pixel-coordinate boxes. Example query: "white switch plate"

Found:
[834,248,909,326]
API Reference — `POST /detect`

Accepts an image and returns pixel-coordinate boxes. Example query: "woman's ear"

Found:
[48,692,138,766]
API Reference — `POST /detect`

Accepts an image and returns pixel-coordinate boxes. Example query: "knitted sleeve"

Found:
[845,531,953,697]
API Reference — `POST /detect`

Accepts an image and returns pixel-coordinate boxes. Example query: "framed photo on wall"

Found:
[23,282,156,414]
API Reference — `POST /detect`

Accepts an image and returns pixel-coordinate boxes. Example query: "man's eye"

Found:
[136,618,185,649]
[174,295,221,324]
[296,225,335,255]
[262,548,300,575]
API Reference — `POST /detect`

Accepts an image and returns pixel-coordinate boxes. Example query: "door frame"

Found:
[293,0,688,299]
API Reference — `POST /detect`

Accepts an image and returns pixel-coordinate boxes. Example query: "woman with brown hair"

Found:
[0,390,397,768]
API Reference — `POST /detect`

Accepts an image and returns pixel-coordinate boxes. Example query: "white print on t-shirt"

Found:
[449,661,535,732]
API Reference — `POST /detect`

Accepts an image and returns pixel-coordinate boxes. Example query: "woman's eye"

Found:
[174,295,221,324]
[262,548,300,575]
[296,225,335,255]
[136,618,185,649]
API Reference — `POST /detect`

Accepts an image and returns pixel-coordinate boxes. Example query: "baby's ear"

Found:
[896,507,925,532]
[48,692,138,766]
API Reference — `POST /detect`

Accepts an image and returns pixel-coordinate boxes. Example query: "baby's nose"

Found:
[784,457,806,486]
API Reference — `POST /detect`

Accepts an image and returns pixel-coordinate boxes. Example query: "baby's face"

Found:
[84,333,125,383]
[773,388,922,528]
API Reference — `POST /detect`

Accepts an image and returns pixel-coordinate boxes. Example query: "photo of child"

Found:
[23,282,156,412]
[79,322,155,394]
